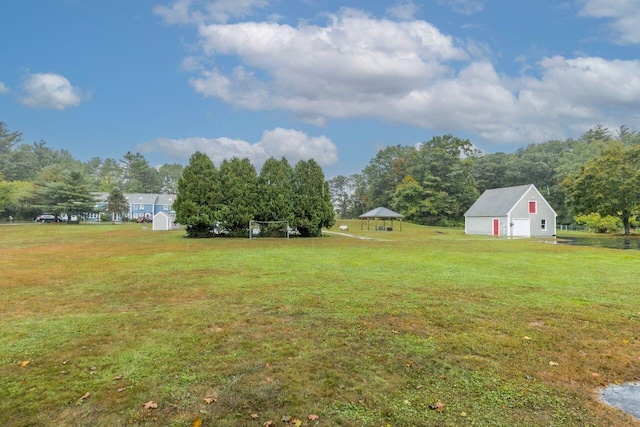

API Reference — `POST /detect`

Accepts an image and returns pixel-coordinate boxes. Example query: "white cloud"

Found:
[154,0,195,24]
[164,5,640,147]
[439,0,485,15]
[0,82,9,94]
[205,0,268,24]
[136,127,339,168]
[386,0,420,20]
[20,73,85,110]
[154,0,268,24]
[579,0,640,44]
[189,8,467,115]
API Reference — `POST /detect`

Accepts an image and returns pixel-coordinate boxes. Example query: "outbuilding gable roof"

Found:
[464,184,536,217]
[359,207,403,218]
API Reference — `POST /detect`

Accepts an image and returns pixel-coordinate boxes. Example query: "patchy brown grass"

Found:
[0,222,639,426]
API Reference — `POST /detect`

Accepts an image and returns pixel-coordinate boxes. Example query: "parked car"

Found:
[35,214,60,223]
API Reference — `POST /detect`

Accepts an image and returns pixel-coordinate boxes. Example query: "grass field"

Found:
[1,221,639,426]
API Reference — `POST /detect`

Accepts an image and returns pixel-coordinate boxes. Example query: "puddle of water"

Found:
[557,236,640,250]
[601,382,640,419]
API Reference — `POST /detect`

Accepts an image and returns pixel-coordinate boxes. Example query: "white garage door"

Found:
[512,218,530,237]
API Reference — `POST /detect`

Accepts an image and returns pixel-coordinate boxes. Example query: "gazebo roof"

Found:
[359,207,403,218]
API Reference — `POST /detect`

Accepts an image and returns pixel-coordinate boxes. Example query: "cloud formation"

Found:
[137,127,338,168]
[579,0,640,44]
[439,0,485,15]
[158,2,640,146]
[20,73,85,110]
[0,82,8,94]
[386,0,420,20]
[154,0,267,25]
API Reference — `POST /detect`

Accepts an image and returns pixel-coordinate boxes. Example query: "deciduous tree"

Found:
[563,143,640,235]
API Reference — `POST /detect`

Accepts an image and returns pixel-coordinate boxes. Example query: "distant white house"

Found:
[464,184,556,238]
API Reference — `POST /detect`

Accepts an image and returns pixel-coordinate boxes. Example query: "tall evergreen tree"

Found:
[173,152,220,237]
[158,163,184,194]
[106,186,129,222]
[218,158,259,236]
[35,169,97,220]
[257,157,294,223]
[291,159,335,236]
[121,152,161,193]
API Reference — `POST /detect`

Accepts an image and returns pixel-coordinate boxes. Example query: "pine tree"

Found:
[173,152,220,237]
[292,159,335,237]
[218,158,259,236]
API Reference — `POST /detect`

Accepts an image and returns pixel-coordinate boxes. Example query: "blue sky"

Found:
[1,0,639,177]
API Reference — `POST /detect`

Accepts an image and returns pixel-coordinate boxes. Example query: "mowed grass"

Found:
[1,222,639,426]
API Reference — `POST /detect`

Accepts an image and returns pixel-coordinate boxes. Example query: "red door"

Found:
[493,219,499,236]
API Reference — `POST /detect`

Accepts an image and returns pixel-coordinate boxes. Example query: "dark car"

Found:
[35,214,60,223]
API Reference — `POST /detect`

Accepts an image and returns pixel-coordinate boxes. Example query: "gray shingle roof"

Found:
[360,207,403,218]
[464,184,533,216]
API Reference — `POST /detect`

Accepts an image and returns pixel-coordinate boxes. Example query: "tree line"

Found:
[3,119,639,234]
[0,121,183,220]
[329,126,640,234]
[174,152,335,237]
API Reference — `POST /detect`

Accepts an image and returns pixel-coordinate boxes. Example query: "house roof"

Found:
[126,193,158,205]
[156,194,176,205]
[359,207,403,218]
[464,184,536,217]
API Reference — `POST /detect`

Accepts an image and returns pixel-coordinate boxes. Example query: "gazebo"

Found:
[360,207,403,231]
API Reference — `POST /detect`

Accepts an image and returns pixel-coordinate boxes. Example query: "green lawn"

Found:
[1,222,639,426]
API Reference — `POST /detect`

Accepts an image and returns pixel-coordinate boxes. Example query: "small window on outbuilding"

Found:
[541,219,546,231]
[529,201,537,214]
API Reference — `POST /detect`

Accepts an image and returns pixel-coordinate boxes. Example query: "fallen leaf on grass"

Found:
[20,360,30,368]
[291,418,302,427]
[523,336,531,340]
[251,413,259,419]
[281,415,291,422]
[429,401,445,412]
[79,392,91,400]
[204,397,217,404]
[117,387,127,393]
[622,339,630,344]
[192,418,203,427]
[263,421,273,427]
[549,361,559,367]
[592,372,600,378]
[142,401,158,410]
[308,414,319,421]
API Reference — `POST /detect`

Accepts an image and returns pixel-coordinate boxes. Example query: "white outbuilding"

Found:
[152,211,173,231]
[464,184,556,238]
